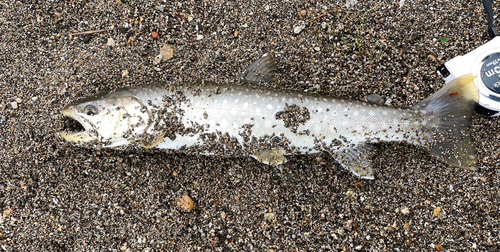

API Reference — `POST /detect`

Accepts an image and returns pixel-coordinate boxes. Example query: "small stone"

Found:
[31,96,38,101]
[151,31,159,40]
[234,31,239,37]
[264,212,275,221]
[172,171,177,176]
[300,10,307,16]
[159,43,174,61]
[153,54,163,65]
[293,22,305,34]
[176,195,194,211]
[346,0,358,8]
[403,222,410,229]
[345,190,357,199]
[434,244,443,251]
[10,102,18,109]
[433,206,441,216]
[314,46,320,52]
[122,70,128,78]
[196,34,204,40]
[15,98,22,103]
[3,208,12,217]
[82,35,90,43]
[401,207,410,215]
[106,38,115,46]
[158,5,165,11]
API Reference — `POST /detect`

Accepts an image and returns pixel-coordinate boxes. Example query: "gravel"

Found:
[0,0,499,251]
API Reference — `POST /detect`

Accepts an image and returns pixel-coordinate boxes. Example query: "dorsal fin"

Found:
[237,54,276,85]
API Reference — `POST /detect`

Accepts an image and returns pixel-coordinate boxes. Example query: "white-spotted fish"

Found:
[59,56,478,179]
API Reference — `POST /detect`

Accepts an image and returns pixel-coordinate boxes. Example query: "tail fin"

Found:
[412,74,478,170]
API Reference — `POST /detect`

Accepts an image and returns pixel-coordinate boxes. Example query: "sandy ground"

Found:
[1,0,499,251]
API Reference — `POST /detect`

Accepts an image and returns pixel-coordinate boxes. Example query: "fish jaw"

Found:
[59,105,95,143]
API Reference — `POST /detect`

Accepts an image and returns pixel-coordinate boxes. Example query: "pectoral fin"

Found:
[141,132,165,149]
[251,148,286,165]
[333,144,375,180]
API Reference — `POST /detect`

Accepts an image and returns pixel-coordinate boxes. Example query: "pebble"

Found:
[82,34,90,43]
[122,70,128,77]
[293,22,305,34]
[176,195,194,211]
[401,207,410,215]
[106,38,115,46]
[433,207,441,216]
[264,212,275,221]
[367,94,383,104]
[11,102,18,109]
[196,34,204,40]
[159,43,174,61]
[15,98,22,103]
[153,54,163,65]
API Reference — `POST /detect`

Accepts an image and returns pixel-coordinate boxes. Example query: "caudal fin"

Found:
[412,74,478,170]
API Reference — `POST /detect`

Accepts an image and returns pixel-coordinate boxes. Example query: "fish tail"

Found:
[412,74,478,170]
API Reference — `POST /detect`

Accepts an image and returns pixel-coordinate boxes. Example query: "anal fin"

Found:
[251,148,286,165]
[333,144,375,180]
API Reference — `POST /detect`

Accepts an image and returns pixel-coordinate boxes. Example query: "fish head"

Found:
[59,89,150,147]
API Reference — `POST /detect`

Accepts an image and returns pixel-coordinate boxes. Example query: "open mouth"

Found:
[58,107,94,142]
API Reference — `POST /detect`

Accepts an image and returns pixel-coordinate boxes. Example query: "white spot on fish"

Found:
[383,111,388,116]
[314,124,321,133]
[264,120,273,128]
[231,108,237,115]
[267,104,273,110]
[219,119,228,128]
[243,102,249,109]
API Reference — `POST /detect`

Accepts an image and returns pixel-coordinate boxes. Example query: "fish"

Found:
[59,55,479,179]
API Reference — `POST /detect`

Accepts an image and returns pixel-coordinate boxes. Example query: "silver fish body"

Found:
[60,56,478,179]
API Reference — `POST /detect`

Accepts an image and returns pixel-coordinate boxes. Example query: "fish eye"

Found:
[83,105,98,116]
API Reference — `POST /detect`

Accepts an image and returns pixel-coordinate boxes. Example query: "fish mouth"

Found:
[58,106,95,143]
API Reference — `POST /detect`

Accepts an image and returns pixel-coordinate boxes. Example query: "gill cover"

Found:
[60,90,151,147]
